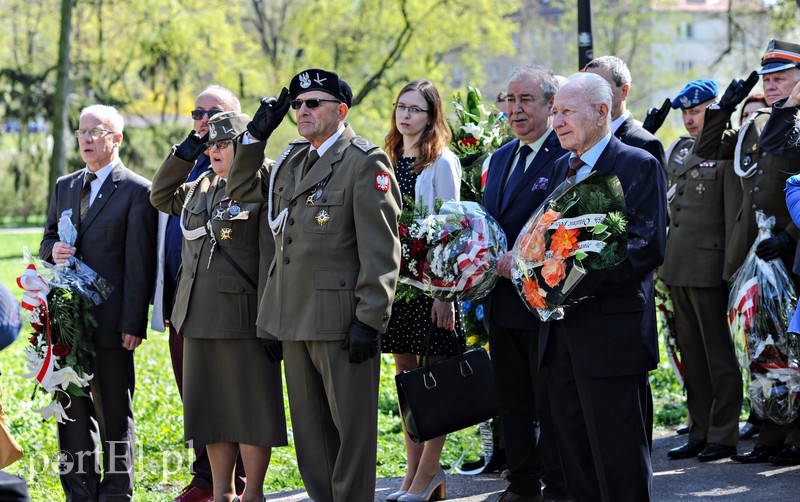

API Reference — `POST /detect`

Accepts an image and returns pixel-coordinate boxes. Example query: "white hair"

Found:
[199,85,241,112]
[564,72,613,124]
[80,104,125,133]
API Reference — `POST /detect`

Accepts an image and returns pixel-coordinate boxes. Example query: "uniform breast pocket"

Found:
[305,189,345,234]
[315,269,357,333]
[212,218,248,249]
[688,168,716,201]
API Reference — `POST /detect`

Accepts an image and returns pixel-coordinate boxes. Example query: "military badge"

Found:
[209,123,217,140]
[690,169,700,179]
[229,204,241,216]
[744,155,752,167]
[220,228,232,240]
[698,161,716,168]
[375,172,390,192]
[315,210,330,225]
[299,72,311,89]
[695,183,706,195]
[214,208,226,220]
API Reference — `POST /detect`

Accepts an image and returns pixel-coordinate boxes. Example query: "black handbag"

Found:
[395,325,501,444]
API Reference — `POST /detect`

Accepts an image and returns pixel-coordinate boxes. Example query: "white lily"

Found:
[22,346,46,375]
[460,122,485,140]
[42,366,93,393]
[33,401,74,423]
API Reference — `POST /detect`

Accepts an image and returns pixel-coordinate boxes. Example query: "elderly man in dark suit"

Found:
[483,64,569,502]
[40,104,157,501]
[584,56,666,168]
[540,72,667,501]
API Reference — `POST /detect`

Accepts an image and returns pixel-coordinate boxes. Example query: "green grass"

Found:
[0,229,682,500]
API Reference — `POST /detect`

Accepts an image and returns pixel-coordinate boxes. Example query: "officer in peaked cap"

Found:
[662,78,744,463]
[226,68,402,500]
[694,41,800,465]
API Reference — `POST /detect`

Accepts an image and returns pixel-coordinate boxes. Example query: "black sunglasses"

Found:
[290,98,342,110]
[191,109,222,120]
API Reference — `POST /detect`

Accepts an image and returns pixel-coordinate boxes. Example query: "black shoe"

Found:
[698,443,736,462]
[731,443,779,463]
[675,424,691,435]
[769,444,800,465]
[739,422,760,440]
[667,439,706,459]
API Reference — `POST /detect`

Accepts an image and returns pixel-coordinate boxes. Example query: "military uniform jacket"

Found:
[150,150,271,339]
[694,106,800,278]
[227,124,402,341]
[661,135,741,287]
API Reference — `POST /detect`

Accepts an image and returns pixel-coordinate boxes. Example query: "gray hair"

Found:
[80,104,124,133]
[564,72,613,124]
[583,55,632,88]
[508,64,560,101]
[198,85,241,112]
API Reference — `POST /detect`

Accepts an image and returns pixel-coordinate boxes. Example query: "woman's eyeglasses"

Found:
[290,98,342,110]
[206,140,233,150]
[394,104,429,115]
[191,109,222,120]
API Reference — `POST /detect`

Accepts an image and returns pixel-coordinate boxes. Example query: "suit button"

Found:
[675,207,681,212]
[339,280,346,286]
[284,257,290,264]
[288,218,294,225]
[286,237,293,244]
[322,198,328,203]
[678,191,683,196]
[291,200,297,206]
[753,186,760,193]
[761,152,767,157]
[191,272,195,278]
[194,253,198,258]
[240,287,246,293]
[674,223,679,227]
[752,204,757,210]
[758,169,764,175]
[279,186,284,192]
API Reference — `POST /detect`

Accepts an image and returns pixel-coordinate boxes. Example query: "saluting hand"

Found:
[786,79,800,108]
[642,98,671,135]
[246,87,291,141]
[174,130,209,162]
[718,71,759,111]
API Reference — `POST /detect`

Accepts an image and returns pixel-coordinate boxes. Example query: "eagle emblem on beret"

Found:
[299,72,311,89]
[209,123,217,140]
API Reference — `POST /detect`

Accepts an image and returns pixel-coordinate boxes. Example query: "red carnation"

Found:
[29,335,39,346]
[53,342,70,357]
[460,136,478,147]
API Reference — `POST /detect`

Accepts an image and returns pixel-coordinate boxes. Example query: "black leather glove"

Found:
[718,71,760,111]
[261,339,283,363]
[246,87,291,141]
[642,98,671,135]
[755,232,795,261]
[174,130,209,162]
[341,319,379,364]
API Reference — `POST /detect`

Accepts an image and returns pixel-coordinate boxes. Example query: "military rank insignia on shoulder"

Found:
[351,136,378,153]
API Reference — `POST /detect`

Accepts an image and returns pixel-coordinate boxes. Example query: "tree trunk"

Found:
[48,0,73,201]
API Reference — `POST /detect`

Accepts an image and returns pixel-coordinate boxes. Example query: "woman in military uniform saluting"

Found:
[151,111,287,502]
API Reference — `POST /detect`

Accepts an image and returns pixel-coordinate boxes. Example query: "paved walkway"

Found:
[265,429,800,501]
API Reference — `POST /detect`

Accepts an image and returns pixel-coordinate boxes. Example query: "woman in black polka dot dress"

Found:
[382,79,465,502]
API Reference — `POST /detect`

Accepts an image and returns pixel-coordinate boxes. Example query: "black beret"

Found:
[290,68,353,108]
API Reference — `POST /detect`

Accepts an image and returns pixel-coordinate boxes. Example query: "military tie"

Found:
[80,172,97,221]
[302,149,320,178]
[501,144,533,209]
[567,156,585,180]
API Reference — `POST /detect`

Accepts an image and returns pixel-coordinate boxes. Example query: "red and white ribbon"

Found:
[16,264,54,386]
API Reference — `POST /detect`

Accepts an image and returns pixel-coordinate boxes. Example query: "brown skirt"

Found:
[183,337,288,448]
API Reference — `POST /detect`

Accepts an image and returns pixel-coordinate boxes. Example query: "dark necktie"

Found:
[302,150,320,178]
[80,172,97,221]
[501,144,533,209]
[567,156,585,180]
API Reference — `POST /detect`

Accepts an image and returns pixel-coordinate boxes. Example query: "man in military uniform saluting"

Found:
[227,68,402,501]
[661,79,743,462]
[694,39,800,465]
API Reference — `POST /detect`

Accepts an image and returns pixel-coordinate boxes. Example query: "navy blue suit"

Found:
[482,132,569,499]
[540,135,666,501]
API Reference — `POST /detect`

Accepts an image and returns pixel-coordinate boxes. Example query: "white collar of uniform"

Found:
[310,124,346,159]
[610,112,630,134]
[86,160,115,185]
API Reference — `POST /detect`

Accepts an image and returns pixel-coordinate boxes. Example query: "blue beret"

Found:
[671,79,719,110]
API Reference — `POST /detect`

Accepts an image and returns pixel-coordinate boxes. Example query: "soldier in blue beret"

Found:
[662,79,744,463]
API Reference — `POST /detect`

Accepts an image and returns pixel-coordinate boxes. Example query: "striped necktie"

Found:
[80,172,97,221]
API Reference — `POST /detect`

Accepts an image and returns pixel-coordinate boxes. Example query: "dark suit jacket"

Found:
[616,115,666,168]
[540,136,667,377]
[40,161,157,348]
[482,132,565,328]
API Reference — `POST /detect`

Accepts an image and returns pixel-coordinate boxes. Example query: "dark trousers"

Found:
[488,321,568,499]
[671,285,742,445]
[170,324,245,492]
[544,324,652,502]
[58,347,135,501]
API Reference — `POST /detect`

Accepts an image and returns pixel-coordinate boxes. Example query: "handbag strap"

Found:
[420,323,466,370]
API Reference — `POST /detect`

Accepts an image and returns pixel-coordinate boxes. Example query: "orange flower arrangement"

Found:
[522,276,547,309]
[541,258,567,288]
[549,225,580,259]
[517,209,561,261]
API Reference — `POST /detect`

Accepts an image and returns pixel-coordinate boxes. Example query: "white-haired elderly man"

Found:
[538,72,667,501]
[40,104,157,501]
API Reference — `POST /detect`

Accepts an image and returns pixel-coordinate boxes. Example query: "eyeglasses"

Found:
[191,109,222,120]
[74,128,115,139]
[289,98,341,110]
[394,104,429,116]
[206,139,233,150]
